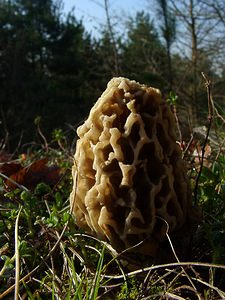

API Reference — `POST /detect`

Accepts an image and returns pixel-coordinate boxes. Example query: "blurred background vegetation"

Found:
[0,0,225,150]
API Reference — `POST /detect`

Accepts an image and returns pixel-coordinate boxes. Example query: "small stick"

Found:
[193,73,213,206]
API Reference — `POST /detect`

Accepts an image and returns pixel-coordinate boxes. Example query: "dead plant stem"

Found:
[14,206,22,300]
[194,73,213,205]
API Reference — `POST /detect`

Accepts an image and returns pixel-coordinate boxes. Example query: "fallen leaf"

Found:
[1,158,61,190]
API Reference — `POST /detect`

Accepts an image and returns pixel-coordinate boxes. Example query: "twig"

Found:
[193,277,225,298]
[172,104,183,146]
[215,137,225,161]
[0,172,29,192]
[100,261,225,280]
[164,291,187,300]
[182,133,195,159]
[193,73,213,205]
[12,131,24,158]
[0,108,9,150]
[35,117,49,152]
[0,132,9,151]
[157,217,200,298]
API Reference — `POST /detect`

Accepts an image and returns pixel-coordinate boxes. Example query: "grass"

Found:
[0,144,223,300]
[1,79,225,299]
[0,139,225,299]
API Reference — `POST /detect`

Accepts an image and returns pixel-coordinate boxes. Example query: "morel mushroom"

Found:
[70,77,198,260]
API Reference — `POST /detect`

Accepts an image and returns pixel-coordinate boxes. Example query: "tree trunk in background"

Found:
[104,0,120,75]
[156,0,176,91]
[189,0,198,122]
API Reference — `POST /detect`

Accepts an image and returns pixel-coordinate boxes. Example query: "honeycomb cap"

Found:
[70,77,196,258]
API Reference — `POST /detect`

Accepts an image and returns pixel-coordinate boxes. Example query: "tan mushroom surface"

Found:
[70,77,198,260]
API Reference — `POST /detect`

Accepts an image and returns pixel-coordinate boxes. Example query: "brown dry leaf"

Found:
[0,162,23,177]
[1,158,61,190]
[0,151,11,162]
